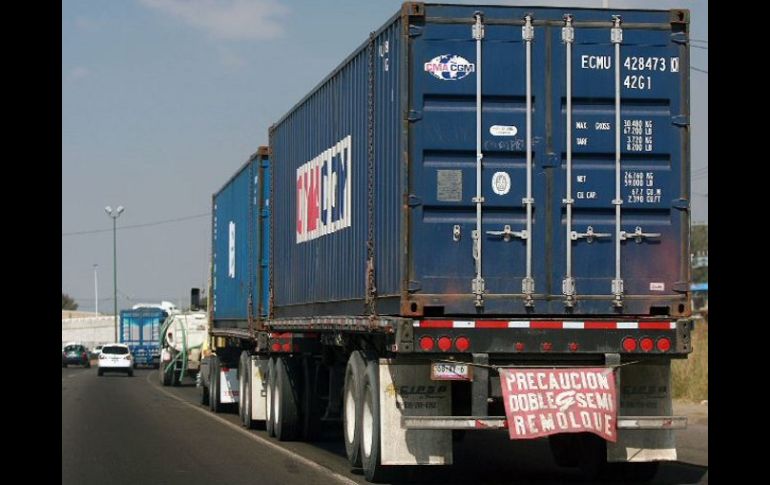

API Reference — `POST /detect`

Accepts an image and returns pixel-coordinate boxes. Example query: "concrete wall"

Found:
[62,316,116,349]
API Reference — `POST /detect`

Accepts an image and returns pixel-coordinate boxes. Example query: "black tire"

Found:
[97,369,103,376]
[301,356,321,441]
[209,356,223,413]
[243,363,254,429]
[201,372,210,406]
[266,358,276,437]
[343,351,366,467]
[160,364,172,386]
[360,358,389,483]
[274,356,301,441]
[128,369,134,377]
[549,434,580,468]
[239,351,253,428]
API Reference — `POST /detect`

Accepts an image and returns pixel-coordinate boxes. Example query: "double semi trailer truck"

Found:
[200,3,693,482]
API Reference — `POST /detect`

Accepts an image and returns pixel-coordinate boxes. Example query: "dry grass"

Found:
[671,318,708,401]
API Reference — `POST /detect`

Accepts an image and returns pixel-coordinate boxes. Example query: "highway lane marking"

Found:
[146,372,360,485]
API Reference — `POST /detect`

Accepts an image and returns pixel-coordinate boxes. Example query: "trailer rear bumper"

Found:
[401,415,687,430]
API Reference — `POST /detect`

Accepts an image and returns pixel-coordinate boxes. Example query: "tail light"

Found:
[123,355,132,360]
[622,337,637,352]
[515,342,525,352]
[419,336,435,351]
[568,342,579,352]
[541,342,553,352]
[639,337,654,352]
[99,354,106,359]
[437,336,452,352]
[271,342,281,352]
[281,343,292,352]
[454,336,470,352]
[656,337,671,352]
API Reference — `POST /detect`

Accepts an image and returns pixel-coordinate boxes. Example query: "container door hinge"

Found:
[407,110,423,122]
[408,25,423,37]
[671,115,689,127]
[407,194,422,207]
[672,198,689,210]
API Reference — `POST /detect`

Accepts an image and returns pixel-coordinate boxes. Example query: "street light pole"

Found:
[93,264,98,315]
[105,206,125,342]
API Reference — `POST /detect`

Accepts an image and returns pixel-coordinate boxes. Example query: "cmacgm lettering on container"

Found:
[296,135,352,243]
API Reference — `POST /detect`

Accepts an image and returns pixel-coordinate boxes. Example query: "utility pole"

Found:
[93,264,98,315]
[105,206,125,342]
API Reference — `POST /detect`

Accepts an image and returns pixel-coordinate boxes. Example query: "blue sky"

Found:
[62,0,708,312]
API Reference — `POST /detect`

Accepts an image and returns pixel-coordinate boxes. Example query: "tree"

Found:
[62,292,79,310]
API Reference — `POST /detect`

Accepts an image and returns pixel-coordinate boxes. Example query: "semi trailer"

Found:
[200,3,693,482]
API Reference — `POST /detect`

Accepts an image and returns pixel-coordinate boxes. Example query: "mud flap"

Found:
[251,356,269,420]
[608,361,676,462]
[219,367,240,404]
[379,359,452,465]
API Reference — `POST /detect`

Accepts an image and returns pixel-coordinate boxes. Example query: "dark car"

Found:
[62,344,90,368]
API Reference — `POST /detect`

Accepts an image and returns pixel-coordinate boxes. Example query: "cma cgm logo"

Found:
[296,135,352,243]
[424,54,475,81]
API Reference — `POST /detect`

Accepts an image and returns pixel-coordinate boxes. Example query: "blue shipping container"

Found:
[269,3,691,319]
[120,308,166,366]
[212,147,270,328]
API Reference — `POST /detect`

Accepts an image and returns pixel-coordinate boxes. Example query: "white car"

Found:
[97,344,134,377]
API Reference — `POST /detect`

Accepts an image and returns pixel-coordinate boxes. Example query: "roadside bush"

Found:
[671,318,708,401]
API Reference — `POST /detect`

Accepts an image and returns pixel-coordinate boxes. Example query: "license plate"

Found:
[431,362,473,381]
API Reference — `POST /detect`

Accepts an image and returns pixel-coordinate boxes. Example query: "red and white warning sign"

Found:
[499,368,617,442]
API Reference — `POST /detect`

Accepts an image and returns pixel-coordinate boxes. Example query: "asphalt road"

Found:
[62,366,708,485]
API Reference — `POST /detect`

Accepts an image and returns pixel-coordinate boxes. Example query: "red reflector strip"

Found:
[584,321,618,330]
[530,321,562,329]
[476,321,508,329]
[418,320,454,328]
[639,322,672,330]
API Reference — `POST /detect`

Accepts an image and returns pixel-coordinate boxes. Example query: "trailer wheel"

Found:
[266,358,276,437]
[301,355,321,441]
[209,356,223,413]
[361,358,389,483]
[274,356,301,441]
[243,361,254,429]
[343,351,366,467]
[160,364,172,386]
[239,351,253,429]
[238,352,247,424]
